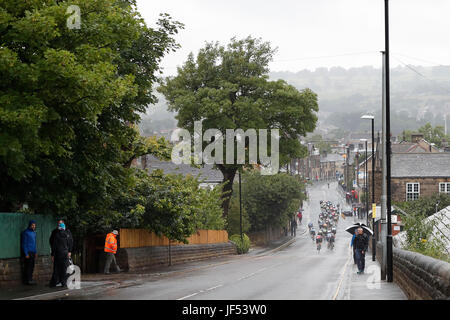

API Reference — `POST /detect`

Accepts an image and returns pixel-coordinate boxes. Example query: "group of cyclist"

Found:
[308,200,340,253]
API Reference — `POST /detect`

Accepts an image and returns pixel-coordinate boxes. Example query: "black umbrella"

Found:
[345,223,373,236]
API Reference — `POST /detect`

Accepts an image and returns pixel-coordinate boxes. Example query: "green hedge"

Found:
[230,234,251,254]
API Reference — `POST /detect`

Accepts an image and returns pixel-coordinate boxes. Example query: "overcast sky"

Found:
[137,0,450,76]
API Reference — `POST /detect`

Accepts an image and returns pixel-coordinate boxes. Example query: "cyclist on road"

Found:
[316,234,323,252]
[310,227,316,240]
[327,232,335,249]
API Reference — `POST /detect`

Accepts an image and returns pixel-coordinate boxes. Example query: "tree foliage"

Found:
[400,123,450,148]
[226,194,251,236]
[0,0,182,218]
[158,36,318,216]
[240,171,305,232]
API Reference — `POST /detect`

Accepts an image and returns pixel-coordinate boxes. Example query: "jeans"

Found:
[23,253,36,284]
[104,252,121,274]
[355,249,366,272]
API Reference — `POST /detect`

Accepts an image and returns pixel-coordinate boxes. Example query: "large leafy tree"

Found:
[158,36,318,217]
[240,171,305,232]
[0,0,182,217]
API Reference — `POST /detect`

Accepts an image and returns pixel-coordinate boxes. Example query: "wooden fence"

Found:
[119,229,229,248]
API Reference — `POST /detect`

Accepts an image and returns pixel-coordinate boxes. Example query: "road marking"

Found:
[177,292,200,300]
[332,248,352,300]
[237,267,267,281]
[206,284,223,291]
[177,284,224,300]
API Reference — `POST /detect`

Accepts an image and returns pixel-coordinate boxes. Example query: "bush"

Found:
[240,171,305,232]
[230,234,251,254]
[226,196,251,236]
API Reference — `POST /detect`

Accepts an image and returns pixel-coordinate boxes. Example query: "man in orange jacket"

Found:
[104,230,121,274]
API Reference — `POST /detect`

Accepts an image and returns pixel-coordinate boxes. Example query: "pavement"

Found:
[332,242,406,300]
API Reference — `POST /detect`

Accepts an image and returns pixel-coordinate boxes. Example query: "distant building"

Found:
[370,153,450,203]
[134,155,224,189]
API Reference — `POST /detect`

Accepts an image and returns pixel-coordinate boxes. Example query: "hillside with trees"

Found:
[270,65,450,135]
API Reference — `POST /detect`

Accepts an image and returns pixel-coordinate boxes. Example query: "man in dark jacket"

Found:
[354,227,369,274]
[290,216,297,237]
[49,219,73,287]
[21,220,37,285]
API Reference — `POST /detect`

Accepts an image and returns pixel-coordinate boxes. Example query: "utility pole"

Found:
[365,140,368,226]
[380,51,387,280]
[371,117,376,261]
[385,0,394,283]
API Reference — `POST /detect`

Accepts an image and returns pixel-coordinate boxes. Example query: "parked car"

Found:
[342,210,353,217]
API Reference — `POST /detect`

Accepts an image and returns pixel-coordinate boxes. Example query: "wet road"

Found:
[73,181,359,300]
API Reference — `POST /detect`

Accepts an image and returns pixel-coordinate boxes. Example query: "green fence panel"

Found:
[0,213,56,259]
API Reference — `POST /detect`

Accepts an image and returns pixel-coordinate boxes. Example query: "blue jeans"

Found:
[355,249,366,272]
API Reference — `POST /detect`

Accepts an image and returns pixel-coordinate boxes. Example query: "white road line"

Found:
[237,267,268,281]
[177,292,200,300]
[206,284,223,291]
[177,284,223,300]
[332,247,352,300]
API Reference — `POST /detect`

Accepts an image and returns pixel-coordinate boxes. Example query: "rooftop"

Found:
[391,153,450,178]
[145,155,224,183]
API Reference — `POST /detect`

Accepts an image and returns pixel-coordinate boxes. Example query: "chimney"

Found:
[411,133,424,143]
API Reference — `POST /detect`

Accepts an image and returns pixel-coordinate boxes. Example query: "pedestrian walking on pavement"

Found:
[297,211,303,225]
[21,220,37,285]
[104,230,121,274]
[49,219,73,287]
[354,228,369,274]
[290,217,297,237]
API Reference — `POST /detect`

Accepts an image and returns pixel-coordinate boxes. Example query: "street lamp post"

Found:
[361,115,376,261]
[360,139,368,224]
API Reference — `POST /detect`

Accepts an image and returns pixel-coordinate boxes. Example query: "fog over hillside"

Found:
[271,65,450,135]
[139,65,450,138]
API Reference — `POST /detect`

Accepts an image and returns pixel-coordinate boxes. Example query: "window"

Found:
[406,183,420,201]
[439,183,450,194]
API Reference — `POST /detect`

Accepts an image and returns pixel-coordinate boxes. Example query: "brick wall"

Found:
[0,255,52,288]
[98,242,237,273]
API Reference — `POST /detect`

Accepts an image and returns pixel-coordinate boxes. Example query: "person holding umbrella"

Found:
[346,223,372,273]
[354,228,369,274]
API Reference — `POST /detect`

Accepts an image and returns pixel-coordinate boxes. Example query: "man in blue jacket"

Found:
[21,220,37,285]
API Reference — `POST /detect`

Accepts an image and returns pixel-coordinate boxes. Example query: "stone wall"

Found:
[370,173,450,204]
[391,177,450,202]
[0,255,52,288]
[248,226,285,246]
[375,243,450,299]
[98,242,237,273]
[392,248,450,299]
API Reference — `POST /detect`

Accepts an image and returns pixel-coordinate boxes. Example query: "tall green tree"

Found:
[0,0,182,217]
[240,171,305,232]
[158,36,318,217]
